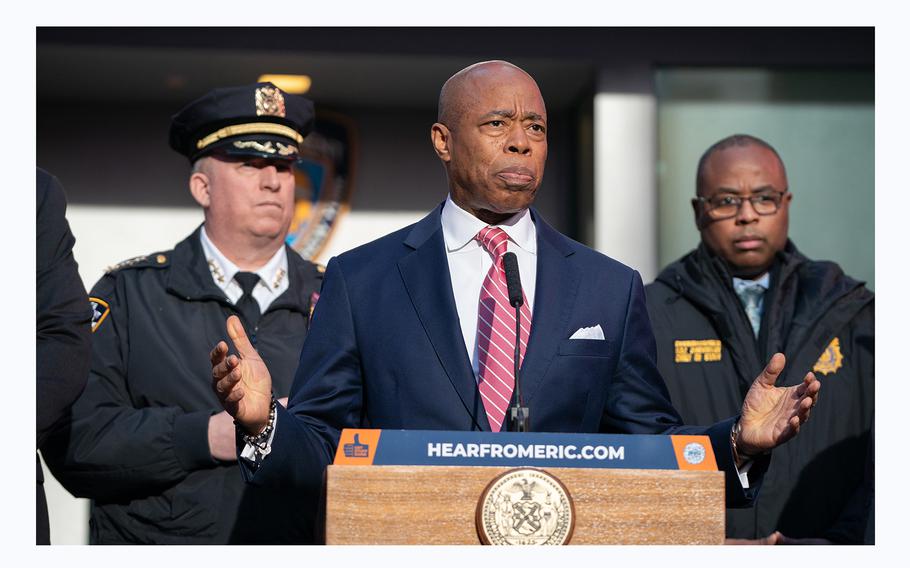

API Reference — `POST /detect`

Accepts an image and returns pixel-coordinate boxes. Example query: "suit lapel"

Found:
[397,206,489,431]
[520,212,580,406]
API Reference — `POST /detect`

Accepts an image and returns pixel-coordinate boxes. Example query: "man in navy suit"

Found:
[211,61,820,542]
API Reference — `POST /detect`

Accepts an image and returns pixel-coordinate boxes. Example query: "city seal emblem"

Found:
[683,442,706,465]
[476,468,575,545]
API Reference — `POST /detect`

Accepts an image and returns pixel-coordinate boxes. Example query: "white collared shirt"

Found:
[199,227,289,314]
[440,195,537,376]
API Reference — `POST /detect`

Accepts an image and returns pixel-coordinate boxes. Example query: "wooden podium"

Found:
[323,430,725,545]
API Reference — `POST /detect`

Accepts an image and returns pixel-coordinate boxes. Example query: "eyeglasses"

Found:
[695,190,788,221]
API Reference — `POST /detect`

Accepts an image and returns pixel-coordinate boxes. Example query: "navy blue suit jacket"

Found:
[245,205,758,537]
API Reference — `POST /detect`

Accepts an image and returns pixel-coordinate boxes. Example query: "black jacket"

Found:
[43,228,323,544]
[645,241,874,543]
[36,168,92,544]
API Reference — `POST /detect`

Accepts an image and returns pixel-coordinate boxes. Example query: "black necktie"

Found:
[234,272,261,330]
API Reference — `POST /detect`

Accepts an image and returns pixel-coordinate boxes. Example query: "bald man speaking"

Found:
[211,61,820,542]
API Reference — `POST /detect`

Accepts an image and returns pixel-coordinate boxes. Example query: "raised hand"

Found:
[210,315,274,435]
[737,353,820,456]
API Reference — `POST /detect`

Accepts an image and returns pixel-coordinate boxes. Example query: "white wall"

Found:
[593,92,658,282]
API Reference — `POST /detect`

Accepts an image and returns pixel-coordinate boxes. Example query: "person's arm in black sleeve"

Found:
[36,168,92,449]
[42,272,217,501]
[820,431,873,544]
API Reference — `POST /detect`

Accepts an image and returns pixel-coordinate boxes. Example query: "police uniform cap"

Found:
[168,82,315,163]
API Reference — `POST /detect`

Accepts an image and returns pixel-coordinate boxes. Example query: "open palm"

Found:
[210,315,274,434]
[738,353,820,455]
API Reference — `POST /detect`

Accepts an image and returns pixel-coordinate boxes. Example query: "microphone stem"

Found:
[502,252,529,432]
[510,301,529,432]
[514,303,521,406]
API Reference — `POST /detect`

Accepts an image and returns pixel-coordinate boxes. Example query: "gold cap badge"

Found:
[255,85,286,117]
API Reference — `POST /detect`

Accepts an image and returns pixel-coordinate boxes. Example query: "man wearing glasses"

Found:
[645,134,874,544]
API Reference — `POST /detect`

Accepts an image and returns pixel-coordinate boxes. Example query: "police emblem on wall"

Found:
[813,337,844,375]
[287,111,356,261]
[476,468,575,545]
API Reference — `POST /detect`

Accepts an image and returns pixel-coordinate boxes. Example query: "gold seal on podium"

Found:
[476,468,575,545]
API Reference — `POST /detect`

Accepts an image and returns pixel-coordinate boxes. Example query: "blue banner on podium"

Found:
[333,429,717,471]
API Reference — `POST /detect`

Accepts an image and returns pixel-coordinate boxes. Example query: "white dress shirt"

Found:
[440,195,537,377]
[199,226,289,314]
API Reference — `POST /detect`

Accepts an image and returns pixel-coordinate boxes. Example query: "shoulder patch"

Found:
[90,297,111,332]
[104,252,169,274]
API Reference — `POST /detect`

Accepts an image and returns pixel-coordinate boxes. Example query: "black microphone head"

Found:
[501,252,524,307]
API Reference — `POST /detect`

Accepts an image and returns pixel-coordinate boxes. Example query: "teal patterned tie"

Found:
[733,280,765,338]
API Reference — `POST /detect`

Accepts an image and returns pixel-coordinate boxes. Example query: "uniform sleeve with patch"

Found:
[42,264,217,501]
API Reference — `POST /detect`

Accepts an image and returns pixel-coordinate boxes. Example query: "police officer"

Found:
[645,134,874,544]
[43,83,324,544]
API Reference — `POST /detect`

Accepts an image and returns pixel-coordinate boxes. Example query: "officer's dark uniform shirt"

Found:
[645,240,874,543]
[42,228,324,543]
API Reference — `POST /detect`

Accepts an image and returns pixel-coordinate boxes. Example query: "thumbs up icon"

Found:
[343,433,370,458]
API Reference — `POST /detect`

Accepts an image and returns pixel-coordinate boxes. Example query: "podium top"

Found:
[333,429,717,471]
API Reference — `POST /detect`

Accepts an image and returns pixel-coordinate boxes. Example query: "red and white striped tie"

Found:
[475,226,532,432]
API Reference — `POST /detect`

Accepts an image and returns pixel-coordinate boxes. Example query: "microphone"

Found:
[502,252,524,309]
[502,252,530,432]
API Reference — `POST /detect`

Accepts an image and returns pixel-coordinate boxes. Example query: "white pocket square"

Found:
[569,324,605,340]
